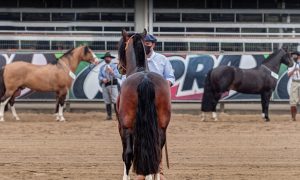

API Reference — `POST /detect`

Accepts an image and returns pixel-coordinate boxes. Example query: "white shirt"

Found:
[288,62,300,80]
[147,51,175,85]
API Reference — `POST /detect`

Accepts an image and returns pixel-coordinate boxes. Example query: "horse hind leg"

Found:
[8,89,22,121]
[57,94,66,122]
[9,97,20,121]
[261,91,272,122]
[54,96,60,121]
[211,93,222,121]
[122,128,133,180]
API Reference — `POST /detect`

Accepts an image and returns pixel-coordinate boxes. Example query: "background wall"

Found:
[0,52,291,101]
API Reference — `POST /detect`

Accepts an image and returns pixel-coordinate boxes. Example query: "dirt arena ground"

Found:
[0,111,300,180]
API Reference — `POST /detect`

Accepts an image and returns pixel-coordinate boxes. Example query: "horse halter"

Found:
[124,33,136,51]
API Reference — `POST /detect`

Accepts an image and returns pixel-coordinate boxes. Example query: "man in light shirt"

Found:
[288,51,300,121]
[98,52,121,120]
[144,34,175,86]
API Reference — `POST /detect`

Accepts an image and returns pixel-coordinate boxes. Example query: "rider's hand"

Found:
[102,78,108,84]
[107,67,113,74]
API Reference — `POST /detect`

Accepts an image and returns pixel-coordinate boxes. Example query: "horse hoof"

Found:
[214,118,218,121]
[201,118,206,122]
[0,118,4,122]
[59,118,66,122]
[264,118,270,122]
[15,117,20,121]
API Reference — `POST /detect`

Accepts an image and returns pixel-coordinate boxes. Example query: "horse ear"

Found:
[84,46,89,55]
[281,45,288,52]
[122,29,128,40]
[142,28,147,37]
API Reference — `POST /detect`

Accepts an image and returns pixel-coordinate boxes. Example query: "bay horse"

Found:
[201,48,293,122]
[0,46,98,122]
[117,29,171,180]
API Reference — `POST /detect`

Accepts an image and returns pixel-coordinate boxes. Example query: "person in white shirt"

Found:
[288,51,300,121]
[144,34,175,86]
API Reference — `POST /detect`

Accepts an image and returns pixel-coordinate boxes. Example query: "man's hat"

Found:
[144,34,157,43]
[291,51,300,56]
[100,52,115,59]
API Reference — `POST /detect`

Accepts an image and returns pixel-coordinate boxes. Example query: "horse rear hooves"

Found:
[264,118,270,122]
[122,175,130,180]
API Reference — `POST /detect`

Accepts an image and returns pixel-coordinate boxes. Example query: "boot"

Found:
[105,104,112,120]
[291,106,297,121]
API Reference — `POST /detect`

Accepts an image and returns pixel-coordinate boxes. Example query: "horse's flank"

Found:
[4,61,71,93]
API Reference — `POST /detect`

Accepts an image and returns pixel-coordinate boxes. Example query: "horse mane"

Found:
[262,49,283,64]
[118,33,146,71]
[52,47,75,64]
[118,38,126,66]
[61,48,75,59]
[132,33,146,70]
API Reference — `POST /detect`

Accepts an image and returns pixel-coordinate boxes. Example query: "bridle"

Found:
[118,33,137,75]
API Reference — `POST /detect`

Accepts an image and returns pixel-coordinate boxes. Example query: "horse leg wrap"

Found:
[0,98,11,122]
[156,173,161,180]
[145,175,153,180]
[212,112,218,121]
[58,104,65,122]
[122,163,130,180]
[11,105,20,120]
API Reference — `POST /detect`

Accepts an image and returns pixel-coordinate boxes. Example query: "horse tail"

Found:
[0,67,6,100]
[133,76,161,176]
[201,70,216,112]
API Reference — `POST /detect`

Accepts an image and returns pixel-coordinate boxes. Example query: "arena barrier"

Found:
[0,52,292,101]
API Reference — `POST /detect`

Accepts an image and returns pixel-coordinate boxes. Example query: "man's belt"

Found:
[292,79,300,82]
[105,79,118,87]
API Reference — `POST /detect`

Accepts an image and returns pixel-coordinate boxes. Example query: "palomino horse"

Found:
[201,48,293,122]
[117,29,171,180]
[0,46,98,121]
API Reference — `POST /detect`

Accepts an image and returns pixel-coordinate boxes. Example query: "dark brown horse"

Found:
[117,29,171,180]
[0,46,98,121]
[201,48,293,122]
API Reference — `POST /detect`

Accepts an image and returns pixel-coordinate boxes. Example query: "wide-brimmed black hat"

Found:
[100,52,115,59]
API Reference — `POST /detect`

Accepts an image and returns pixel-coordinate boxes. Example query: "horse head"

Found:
[79,45,98,64]
[118,29,147,75]
[280,47,294,67]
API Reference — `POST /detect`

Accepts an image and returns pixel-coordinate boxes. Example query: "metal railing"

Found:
[0,31,298,53]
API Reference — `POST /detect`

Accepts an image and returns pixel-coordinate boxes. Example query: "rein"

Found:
[261,64,279,80]
[58,58,76,80]
[119,34,136,74]
[124,34,135,51]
